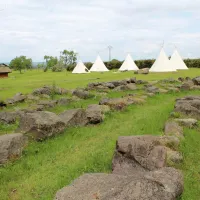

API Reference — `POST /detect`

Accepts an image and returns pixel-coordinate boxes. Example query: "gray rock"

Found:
[113,135,167,172]
[164,121,184,138]
[180,80,194,90]
[105,82,115,89]
[126,83,137,90]
[0,112,18,124]
[59,109,88,127]
[72,89,94,99]
[130,77,137,83]
[136,68,149,74]
[136,80,148,84]
[27,95,40,101]
[6,93,26,104]
[32,86,67,96]
[18,111,66,141]
[174,96,200,119]
[99,98,127,111]
[146,86,159,94]
[175,118,198,128]
[166,149,183,164]
[55,167,183,200]
[192,76,200,85]
[86,104,104,124]
[0,133,28,164]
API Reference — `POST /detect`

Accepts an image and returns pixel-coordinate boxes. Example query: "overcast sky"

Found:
[0,0,200,62]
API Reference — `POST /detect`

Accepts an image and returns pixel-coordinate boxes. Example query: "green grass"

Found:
[0,90,200,200]
[0,70,200,200]
[0,68,199,100]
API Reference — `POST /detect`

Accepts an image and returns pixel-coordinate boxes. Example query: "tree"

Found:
[43,55,58,71]
[10,56,32,73]
[61,50,77,70]
[37,63,45,70]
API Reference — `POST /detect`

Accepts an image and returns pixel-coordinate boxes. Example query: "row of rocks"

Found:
[0,104,108,164]
[87,77,148,91]
[0,93,147,164]
[55,95,200,199]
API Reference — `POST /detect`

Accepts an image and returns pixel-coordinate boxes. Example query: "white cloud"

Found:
[0,0,200,62]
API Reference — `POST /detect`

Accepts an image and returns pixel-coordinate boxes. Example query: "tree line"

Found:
[9,52,200,73]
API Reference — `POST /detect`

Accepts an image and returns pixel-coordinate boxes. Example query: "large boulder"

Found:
[72,89,94,99]
[18,111,66,141]
[0,112,18,124]
[192,76,200,85]
[0,133,28,164]
[6,93,26,104]
[59,109,88,127]
[86,105,104,124]
[112,136,167,173]
[180,80,194,90]
[135,68,149,74]
[54,167,183,200]
[174,96,200,119]
[164,121,184,138]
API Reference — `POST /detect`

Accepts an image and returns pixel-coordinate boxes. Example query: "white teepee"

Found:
[119,54,139,71]
[72,61,89,74]
[90,55,109,72]
[170,49,188,70]
[150,48,176,72]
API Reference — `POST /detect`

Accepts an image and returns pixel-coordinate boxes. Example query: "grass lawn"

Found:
[0,70,200,200]
[0,68,199,100]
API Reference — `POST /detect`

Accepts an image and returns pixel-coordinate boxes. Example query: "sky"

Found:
[0,0,200,62]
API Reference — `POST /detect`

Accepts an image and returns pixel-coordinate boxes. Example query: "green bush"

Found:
[85,62,93,70]
[52,64,63,72]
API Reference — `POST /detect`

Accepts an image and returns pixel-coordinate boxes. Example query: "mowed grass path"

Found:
[0,68,200,100]
[0,91,200,200]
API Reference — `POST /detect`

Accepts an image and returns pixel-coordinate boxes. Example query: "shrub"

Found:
[52,64,63,72]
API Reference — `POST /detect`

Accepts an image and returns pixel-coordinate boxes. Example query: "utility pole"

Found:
[108,45,113,61]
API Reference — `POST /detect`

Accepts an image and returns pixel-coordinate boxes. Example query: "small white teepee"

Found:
[170,49,188,70]
[72,61,89,74]
[90,55,109,72]
[150,48,176,72]
[119,54,139,71]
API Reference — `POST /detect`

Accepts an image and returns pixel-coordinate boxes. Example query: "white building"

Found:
[90,55,109,72]
[119,54,139,71]
[150,48,176,72]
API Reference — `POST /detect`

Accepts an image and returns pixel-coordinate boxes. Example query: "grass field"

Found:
[0,69,200,200]
[0,68,199,100]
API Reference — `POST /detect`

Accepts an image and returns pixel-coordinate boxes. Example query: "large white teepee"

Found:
[119,54,139,71]
[170,49,188,70]
[150,48,176,72]
[90,55,109,72]
[72,61,89,74]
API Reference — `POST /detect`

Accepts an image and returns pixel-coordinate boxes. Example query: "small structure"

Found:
[72,61,90,74]
[170,49,188,70]
[149,48,176,72]
[90,55,109,72]
[119,54,139,71]
[0,64,12,78]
